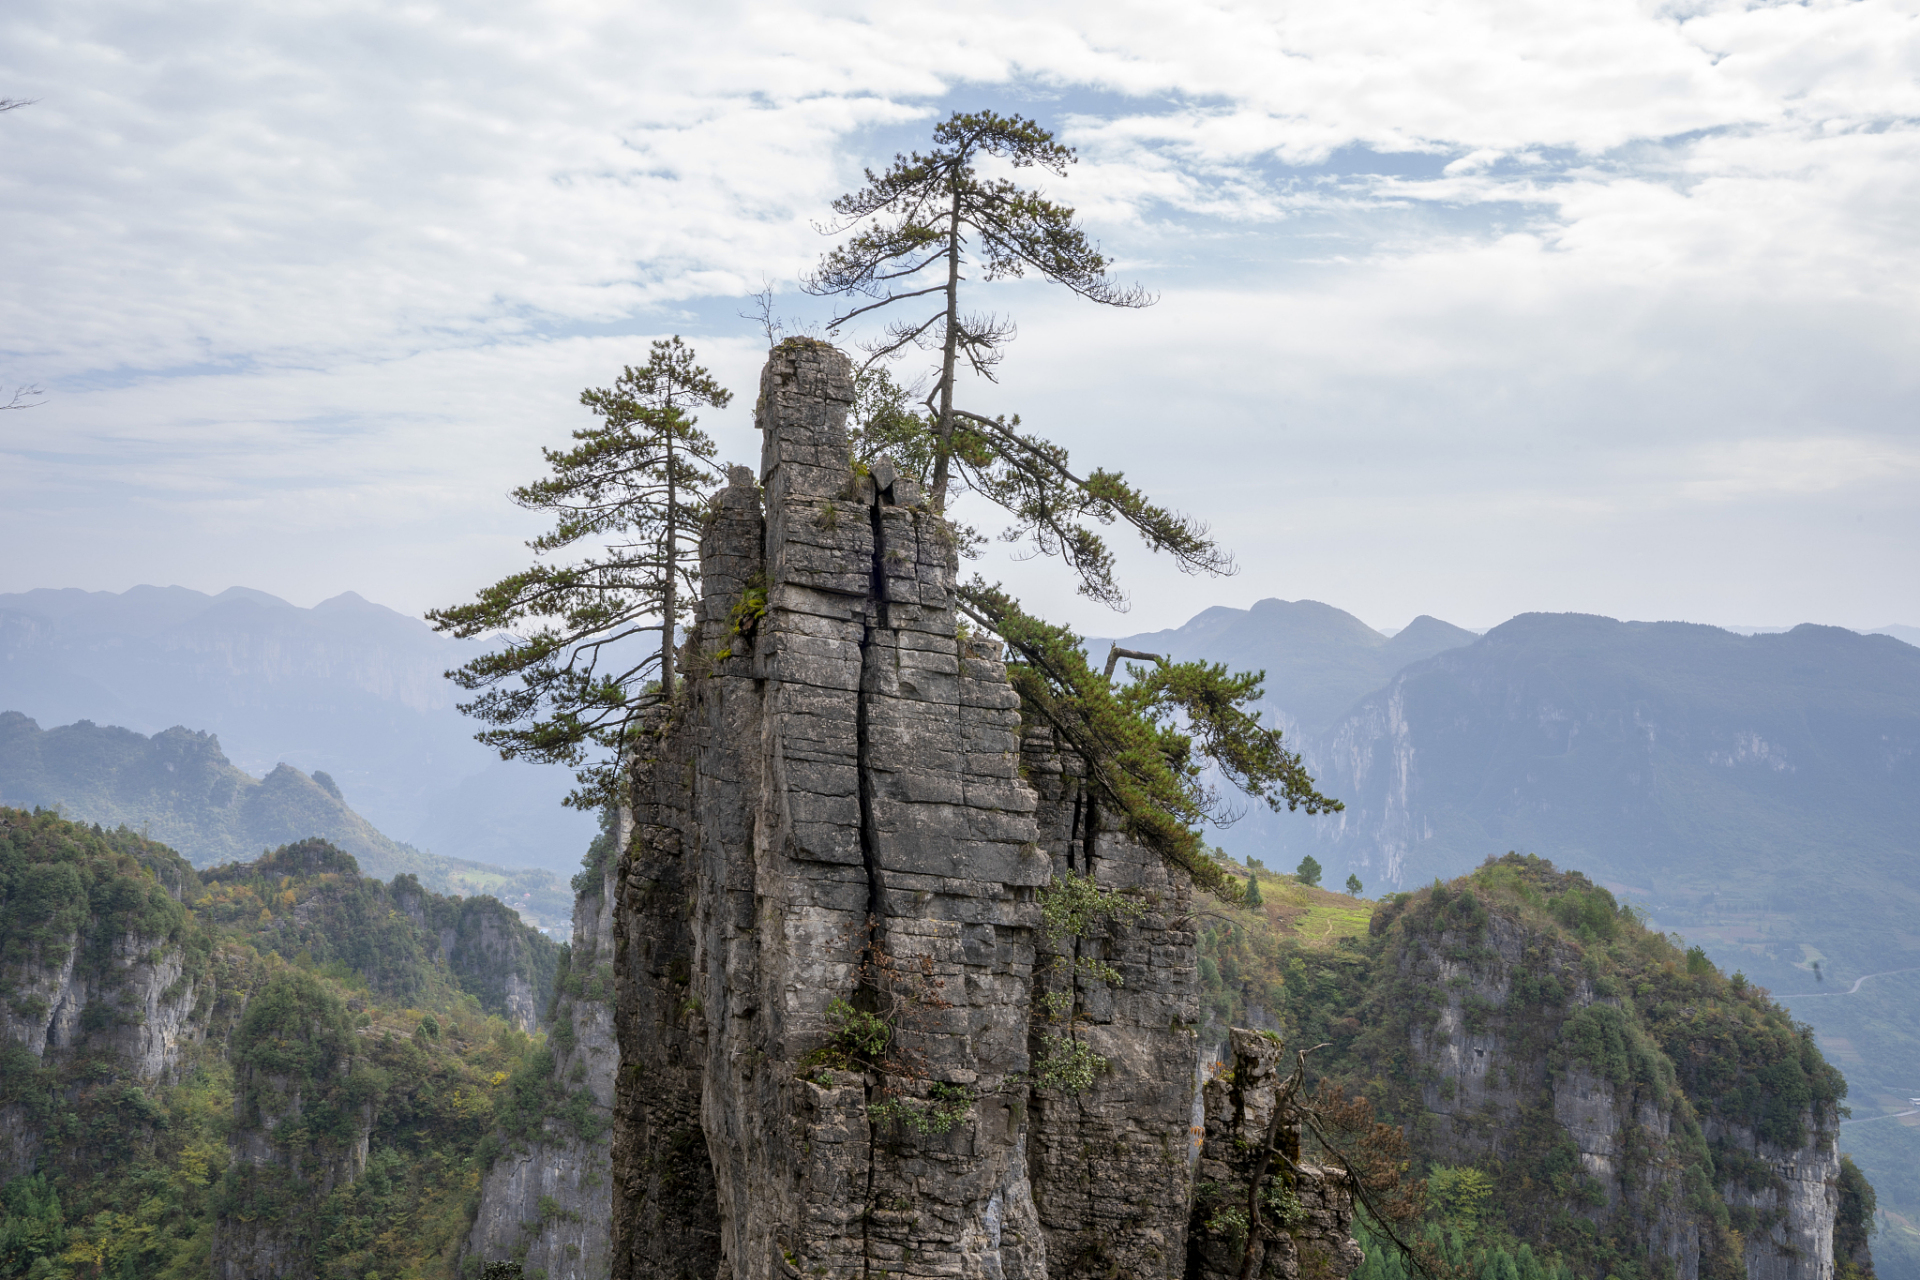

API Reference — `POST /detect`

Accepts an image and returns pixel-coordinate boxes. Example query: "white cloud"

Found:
[0,0,1916,631]
[1680,437,1920,501]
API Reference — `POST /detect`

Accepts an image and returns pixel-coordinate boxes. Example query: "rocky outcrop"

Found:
[1188,1029,1364,1280]
[0,825,208,1181]
[210,967,373,1280]
[212,1080,373,1280]
[1378,887,1840,1280]
[465,818,622,1280]
[1711,1117,1842,1280]
[394,874,554,1032]
[1020,728,1203,1275]
[608,340,1350,1280]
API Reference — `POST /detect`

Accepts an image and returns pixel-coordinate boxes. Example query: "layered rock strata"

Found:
[0,912,205,1181]
[610,340,1289,1280]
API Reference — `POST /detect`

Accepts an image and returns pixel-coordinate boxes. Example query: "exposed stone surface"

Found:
[1393,914,1840,1280]
[608,339,1335,1280]
[1709,1117,1842,1280]
[1188,1029,1364,1280]
[1020,728,1203,1276]
[0,921,206,1181]
[466,821,622,1280]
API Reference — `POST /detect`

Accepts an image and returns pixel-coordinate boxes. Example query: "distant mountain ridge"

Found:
[1101,600,1920,1280]
[1094,597,1480,736]
[0,584,597,871]
[0,712,573,931]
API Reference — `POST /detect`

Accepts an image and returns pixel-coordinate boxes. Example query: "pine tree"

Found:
[1346,873,1364,897]
[1296,855,1323,888]
[426,337,732,806]
[813,111,1343,895]
[1245,874,1263,907]
[807,109,1227,608]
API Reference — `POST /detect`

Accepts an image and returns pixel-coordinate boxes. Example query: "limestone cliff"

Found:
[211,968,376,1280]
[1273,856,1851,1280]
[0,811,576,1277]
[0,812,209,1181]
[1188,1029,1365,1280]
[465,816,622,1279]
[608,340,1361,1280]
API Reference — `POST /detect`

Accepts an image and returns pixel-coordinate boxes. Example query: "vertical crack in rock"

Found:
[854,479,889,1280]
[611,339,1291,1280]
[857,485,889,948]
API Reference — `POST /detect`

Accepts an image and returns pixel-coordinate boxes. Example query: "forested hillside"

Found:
[1135,606,1918,1278]
[0,808,576,1279]
[1194,853,1880,1280]
[0,713,572,932]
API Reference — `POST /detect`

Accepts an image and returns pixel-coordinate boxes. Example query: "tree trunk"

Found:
[662,421,677,701]
[929,176,964,514]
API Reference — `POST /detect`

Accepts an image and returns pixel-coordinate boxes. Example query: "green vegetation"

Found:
[1296,855,1323,888]
[428,337,733,808]
[798,111,1334,898]
[1194,851,1864,1280]
[0,806,580,1280]
[970,584,1340,896]
[196,837,560,1022]
[804,110,1199,606]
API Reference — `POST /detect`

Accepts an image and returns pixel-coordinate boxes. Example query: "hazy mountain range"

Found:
[1105,597,1920,1271]
[3,582,1913,1258]
[0,712,574,932]
[0,585,598,872]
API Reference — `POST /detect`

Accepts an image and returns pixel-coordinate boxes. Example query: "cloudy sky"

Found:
[4,0,1917,636]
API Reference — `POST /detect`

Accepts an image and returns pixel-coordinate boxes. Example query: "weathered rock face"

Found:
[393,876,550,1032]
[1020,729,1205,1275]
[210,966,375,1280]
[1391,911,1840,1280]
[1,927,203,1082]
[1189,1029,1364,1280]
[1710,1117,1842,1280]
[466,818,622,1280]
[0,919,205,1180]
[609,340,1357,1280]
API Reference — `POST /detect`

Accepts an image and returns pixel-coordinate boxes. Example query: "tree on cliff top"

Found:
[805,108,1226,609]
[426,337,731,806]
[810,111,1340,894]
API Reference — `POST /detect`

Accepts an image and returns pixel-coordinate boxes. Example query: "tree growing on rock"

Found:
[427,337,732,806]
[810,110,1341,896]
[806,108,1227,609]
